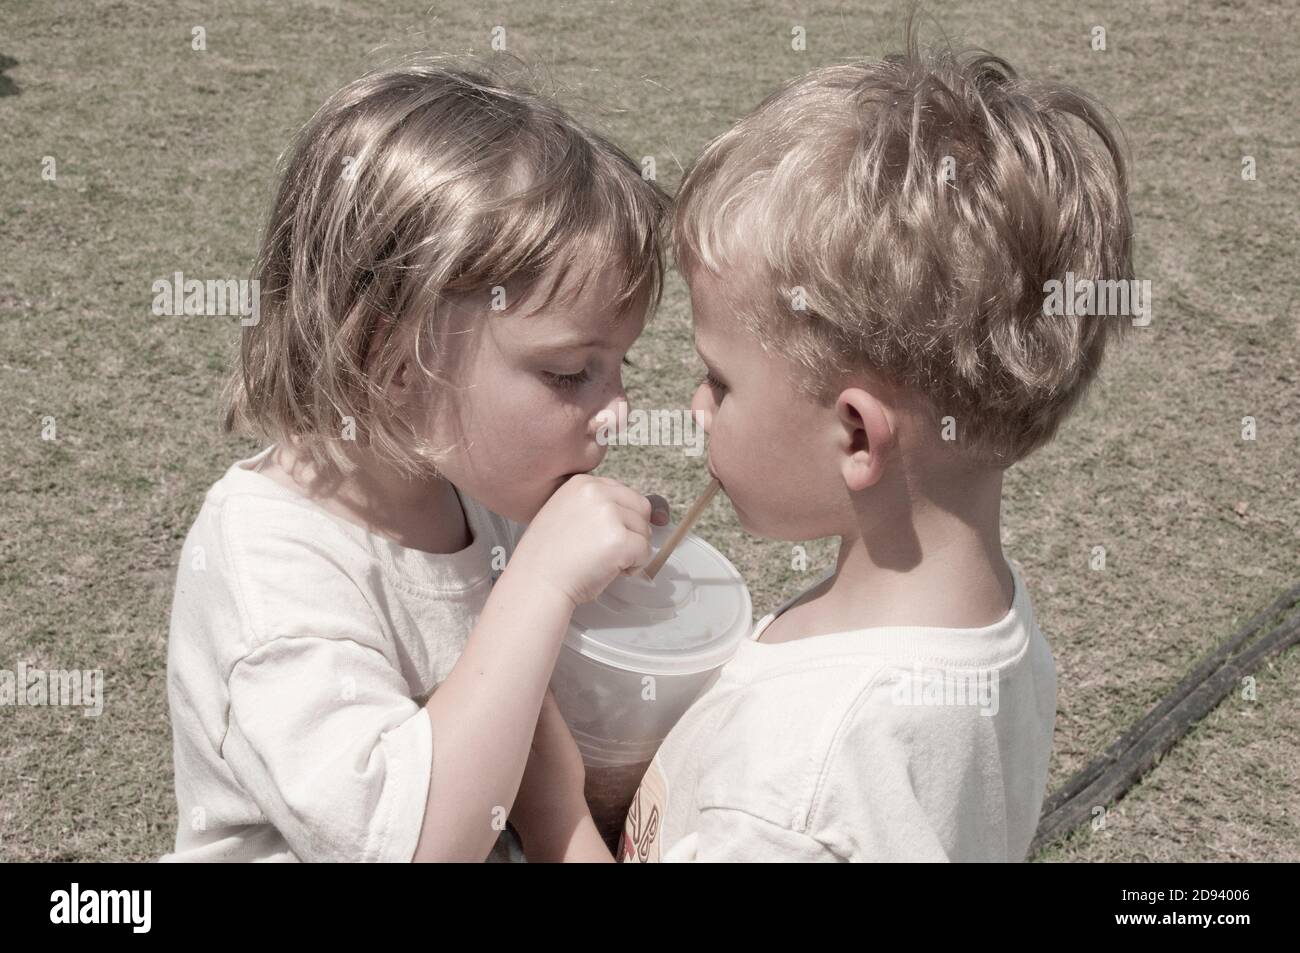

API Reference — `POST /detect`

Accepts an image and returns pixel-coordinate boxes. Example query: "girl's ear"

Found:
[836,387,896,492]
[385,358,417,401]
[380,361,417,421]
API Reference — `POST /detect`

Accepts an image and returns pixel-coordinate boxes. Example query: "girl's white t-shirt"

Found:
[160,446,526,862]
[620,559,1058,862]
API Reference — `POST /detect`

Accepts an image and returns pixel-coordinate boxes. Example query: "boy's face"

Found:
[413,266,646,523]
[687,265,852,541]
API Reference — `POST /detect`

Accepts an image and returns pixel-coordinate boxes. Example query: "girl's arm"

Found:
[528,811,615,863]
[411,566,575,861]
[509,689,617,863]
[409,475,664,862]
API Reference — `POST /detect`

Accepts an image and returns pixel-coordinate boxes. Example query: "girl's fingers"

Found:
[619,509,652,541]
[592,477,665,527]
[600,482,654,521]
[618,526,654,572]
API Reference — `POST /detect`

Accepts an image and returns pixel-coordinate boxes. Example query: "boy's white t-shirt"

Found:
[160,446,527,863]
[620,559,1056,863]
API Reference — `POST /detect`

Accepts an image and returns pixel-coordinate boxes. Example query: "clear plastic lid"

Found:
[563,524,753,675]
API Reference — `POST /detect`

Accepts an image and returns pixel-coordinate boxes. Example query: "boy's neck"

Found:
[781,469,1014,639]
[262,442,472,556]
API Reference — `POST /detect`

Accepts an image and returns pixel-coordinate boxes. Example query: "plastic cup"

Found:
[548,522,753,851]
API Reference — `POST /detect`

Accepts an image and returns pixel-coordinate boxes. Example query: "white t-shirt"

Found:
[620,559,1057,862]
[160,446,526,862]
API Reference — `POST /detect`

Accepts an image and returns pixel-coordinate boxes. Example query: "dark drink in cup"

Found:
[549,524,752,852]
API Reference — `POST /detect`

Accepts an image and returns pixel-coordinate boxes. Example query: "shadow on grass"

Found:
[0,54,20,97]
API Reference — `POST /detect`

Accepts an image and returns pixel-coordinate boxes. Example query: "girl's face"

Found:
[415,266,647,523]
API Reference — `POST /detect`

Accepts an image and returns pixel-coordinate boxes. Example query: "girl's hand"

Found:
[510,690,590,860]
[508,475,670,608]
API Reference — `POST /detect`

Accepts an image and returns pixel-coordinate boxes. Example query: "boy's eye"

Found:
[542,369,591,391]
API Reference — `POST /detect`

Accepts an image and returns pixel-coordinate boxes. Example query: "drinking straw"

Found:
[641,476,722,580]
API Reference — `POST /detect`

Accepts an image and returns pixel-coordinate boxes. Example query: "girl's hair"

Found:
[674,24,1134,467]
[224,60,668,479]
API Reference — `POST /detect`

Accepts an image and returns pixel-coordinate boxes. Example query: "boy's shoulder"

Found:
[683,643,895,825]
[678,653,1053,860]
[675,562,1055,856]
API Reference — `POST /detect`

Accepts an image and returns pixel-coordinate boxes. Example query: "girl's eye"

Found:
[699,370,727,395]
[542,369,591,391]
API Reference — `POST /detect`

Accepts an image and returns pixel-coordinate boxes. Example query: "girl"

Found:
[161,61,669,862]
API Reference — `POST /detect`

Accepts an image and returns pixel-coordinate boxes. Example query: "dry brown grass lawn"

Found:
[1,0,1296,861]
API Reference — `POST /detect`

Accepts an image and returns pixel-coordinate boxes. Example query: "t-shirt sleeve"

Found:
[221,635,432,863]
[664,807,842,863]
[505,516,529,552]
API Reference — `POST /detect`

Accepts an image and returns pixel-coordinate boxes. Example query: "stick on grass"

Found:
[1030,587,1300,855]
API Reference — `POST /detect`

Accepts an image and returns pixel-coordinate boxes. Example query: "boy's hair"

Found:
[225,59,668,479]
[674,27,1134,467]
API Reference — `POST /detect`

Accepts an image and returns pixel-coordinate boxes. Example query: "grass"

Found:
[1,0,1296,861]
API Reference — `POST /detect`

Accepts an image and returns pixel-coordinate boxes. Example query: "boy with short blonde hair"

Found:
[674,41,1133,468]
[526,29,1134,862]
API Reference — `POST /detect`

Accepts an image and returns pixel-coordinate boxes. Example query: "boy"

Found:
[526,30,1133,862]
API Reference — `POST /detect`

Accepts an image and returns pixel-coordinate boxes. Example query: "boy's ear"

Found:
[835,387,896,492]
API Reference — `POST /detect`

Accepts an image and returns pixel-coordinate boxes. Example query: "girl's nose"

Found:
[589,396,629,439]
[690,384,714,433]
[591,367,629,433]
